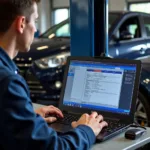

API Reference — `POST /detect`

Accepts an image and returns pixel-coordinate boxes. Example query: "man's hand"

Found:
[71,112,108,136]
[35,105,63,123]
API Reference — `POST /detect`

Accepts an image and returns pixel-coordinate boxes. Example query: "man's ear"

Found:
[15,16,26,34]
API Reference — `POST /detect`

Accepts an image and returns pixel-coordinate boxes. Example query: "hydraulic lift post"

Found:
[70,0,109,57]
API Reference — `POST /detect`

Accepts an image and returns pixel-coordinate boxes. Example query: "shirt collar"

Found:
[0,47,19,74]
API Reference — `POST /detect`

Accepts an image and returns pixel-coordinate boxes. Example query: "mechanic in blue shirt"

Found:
[0,0,108,149]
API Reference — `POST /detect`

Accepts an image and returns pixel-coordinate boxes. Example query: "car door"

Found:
[109,15,147,59]
[142,15,150,57]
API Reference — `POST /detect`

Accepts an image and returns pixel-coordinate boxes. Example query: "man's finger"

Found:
[48,105,60,111]
[90,111,98,118]
[47,106,64,117]
[99,121,108,129]
[96,115,103,122]
[48,106,63,114]
[71,121,77,128]
[45,117,57,123]
[47,109,64,118]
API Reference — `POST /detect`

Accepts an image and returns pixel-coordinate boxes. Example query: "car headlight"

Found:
[34,52,70,69]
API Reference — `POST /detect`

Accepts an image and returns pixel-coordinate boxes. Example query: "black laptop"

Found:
[50,56,141,142]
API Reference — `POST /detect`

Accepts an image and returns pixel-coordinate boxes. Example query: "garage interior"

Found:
[2,0,150,149]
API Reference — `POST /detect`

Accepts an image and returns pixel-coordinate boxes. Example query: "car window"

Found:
[115,16,141,41]
[143,16,150,37]
[41,13,120,38]
[41,20,69,38]
[55,23,70,37]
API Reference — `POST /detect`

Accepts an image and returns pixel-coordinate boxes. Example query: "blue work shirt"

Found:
[0,47,96,150]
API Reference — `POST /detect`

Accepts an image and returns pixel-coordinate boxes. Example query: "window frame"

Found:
[142,15,150,38]
[111,15,142,44]
[51,7,70,26]
[128,1,150,13]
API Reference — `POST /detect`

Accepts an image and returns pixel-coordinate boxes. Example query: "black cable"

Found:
[130,123,147,130]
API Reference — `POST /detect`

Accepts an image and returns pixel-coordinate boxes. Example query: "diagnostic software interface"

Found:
[63,60,136,114]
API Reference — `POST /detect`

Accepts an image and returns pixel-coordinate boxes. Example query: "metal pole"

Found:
[70,0,109,57]
[94,0,109,57]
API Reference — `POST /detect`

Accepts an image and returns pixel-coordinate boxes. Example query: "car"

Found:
[14,11,150,127]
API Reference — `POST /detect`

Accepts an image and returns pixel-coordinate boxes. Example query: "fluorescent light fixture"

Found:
[60,46,67,50]
[49,33,55,39]
[29,57,32,61]
[37,46,49,50]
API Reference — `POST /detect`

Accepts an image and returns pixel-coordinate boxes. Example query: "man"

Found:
[0,0,107,149]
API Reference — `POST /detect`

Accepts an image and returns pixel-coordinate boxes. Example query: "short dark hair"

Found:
[0,0,40,33]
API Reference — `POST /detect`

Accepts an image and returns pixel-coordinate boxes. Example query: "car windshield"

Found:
[41,13,120,38]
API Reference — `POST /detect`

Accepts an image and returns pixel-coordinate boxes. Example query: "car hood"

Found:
[15,37,70,60]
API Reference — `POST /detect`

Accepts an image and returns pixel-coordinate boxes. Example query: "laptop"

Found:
[50,56,141,142]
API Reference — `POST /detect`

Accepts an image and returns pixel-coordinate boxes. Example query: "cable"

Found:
[130,123,147,130]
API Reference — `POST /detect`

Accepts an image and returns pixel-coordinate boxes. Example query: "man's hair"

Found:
[0,0,40,33]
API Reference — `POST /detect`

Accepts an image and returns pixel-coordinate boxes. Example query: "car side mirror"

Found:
[112,34,120,43]
[120,31,133,40]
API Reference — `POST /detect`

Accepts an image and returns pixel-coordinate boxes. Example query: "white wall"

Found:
[109,0,127,11]
[53,0,69,8]
[128,0,149,2]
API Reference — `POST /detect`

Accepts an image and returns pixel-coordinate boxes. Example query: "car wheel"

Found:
[135,92,150,127]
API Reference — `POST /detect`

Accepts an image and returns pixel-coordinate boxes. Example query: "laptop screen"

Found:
[63,60,136,115]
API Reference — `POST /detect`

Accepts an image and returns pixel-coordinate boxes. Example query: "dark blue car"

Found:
[14,11,150,127]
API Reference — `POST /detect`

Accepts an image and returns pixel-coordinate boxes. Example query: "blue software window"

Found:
[63,60,136,115]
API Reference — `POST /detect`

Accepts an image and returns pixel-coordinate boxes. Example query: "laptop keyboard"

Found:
[56,113,80,125]
[55,113,127,134]
[102,119,127,134]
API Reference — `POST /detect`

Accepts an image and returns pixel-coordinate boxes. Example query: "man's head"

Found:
[0,0,40,54]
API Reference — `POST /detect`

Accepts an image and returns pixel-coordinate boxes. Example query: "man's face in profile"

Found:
[17,2,38,53]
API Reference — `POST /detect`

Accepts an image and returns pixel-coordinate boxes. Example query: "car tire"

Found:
[135,92,150,127]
